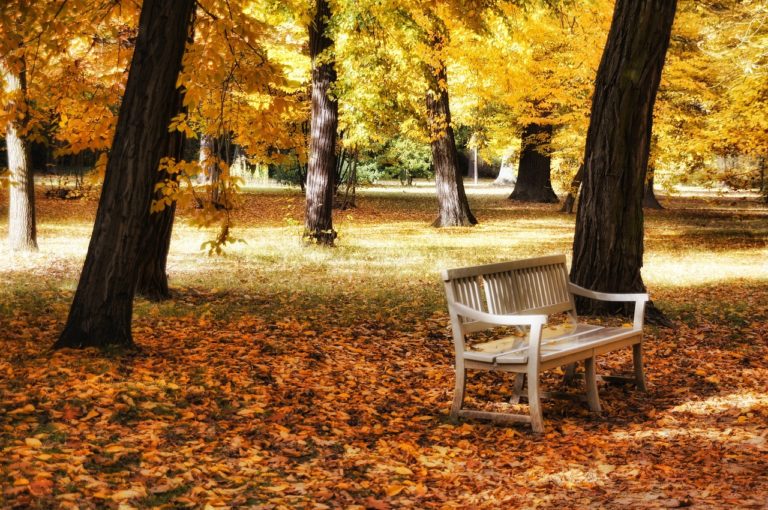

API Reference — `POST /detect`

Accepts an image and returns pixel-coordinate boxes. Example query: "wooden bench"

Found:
[441,254,649,433]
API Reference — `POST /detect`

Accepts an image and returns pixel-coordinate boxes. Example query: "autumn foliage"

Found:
[1,0,768,507]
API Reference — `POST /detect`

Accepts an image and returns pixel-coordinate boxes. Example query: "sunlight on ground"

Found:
[644,251,768,287]
[0,185,765,293]
[669,391,768,416]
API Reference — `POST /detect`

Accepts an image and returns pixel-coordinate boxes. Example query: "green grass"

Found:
[0,185,765,331]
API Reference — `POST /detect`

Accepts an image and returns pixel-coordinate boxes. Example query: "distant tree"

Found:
[304,0,338,245]
[426,32,477,227]
[570,0,677,322]
[643,167,663,210]
[2,59,36,251]
[55,0,196,348]
[560,164,583,214]
[508,120,558,203]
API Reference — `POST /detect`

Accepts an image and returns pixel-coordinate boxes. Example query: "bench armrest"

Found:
[568,283,649,303]
[568,283,648,329]
[450,302,547,327]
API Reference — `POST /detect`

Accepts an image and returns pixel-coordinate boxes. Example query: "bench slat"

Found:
[441,254,567,281]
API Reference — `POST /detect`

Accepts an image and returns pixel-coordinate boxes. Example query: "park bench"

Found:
[441,254,649,433]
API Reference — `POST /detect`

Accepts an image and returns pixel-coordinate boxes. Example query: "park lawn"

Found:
[0,184,766,508]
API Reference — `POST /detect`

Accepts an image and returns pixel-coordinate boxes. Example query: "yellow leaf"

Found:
[236,407,264,416]
[81,409,100,421]
[25,437,42,448]
[385,484,405,497]
[112,489,144,501]
[10,404,35,414]
[393,466,413,475]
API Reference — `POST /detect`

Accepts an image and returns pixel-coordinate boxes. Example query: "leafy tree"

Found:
[426,29,477,227]
[570,0,677,322]
[55,0,196,349]
[1,57,36,251]
[445,2,610,201]
[0,1,137,250]
[508,122,558,202]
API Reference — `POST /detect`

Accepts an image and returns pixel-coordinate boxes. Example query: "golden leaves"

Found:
[168,113,197,138]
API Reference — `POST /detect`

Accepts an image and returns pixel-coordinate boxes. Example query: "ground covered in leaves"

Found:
[1,184,767,508]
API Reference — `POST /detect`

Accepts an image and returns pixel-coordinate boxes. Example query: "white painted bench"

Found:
[441,254,649,433]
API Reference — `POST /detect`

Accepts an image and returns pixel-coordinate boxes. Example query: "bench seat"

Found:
[441,254,649,433]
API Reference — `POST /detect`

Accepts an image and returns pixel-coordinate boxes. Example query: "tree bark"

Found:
[509,123,558,203]
[3,59,37,251]
[304,0,338,245]
[427,36,477,227]
[135,201,176,301]
[643,170,663,209]
[560,164,584,214]
[136,92,187,302]
[570,0,677,323]
[55,0,195,349]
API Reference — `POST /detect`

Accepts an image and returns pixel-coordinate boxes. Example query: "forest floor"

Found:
[0,183,767,509]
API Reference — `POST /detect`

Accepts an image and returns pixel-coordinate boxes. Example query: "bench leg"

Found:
[509,373,525,405]
[451,368,466,418]
[527,369,545,434]
[633,343,647,392]
[584,357,601,413]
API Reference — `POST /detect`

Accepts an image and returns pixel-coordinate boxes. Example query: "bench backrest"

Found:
[441,255,575,335]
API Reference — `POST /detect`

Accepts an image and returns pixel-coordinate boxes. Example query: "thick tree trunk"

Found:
[136,91,187,301]
[570,0,676,324]
[427,39,477,227]
[135,202,176,301]
[55,0,195,349]
[643,171,663,209]
[304,0,338,245]
[560,164,584,214]
[3,60,37,251]
[509,123,558,203]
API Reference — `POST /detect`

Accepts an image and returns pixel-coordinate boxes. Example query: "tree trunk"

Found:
[560,164,584,214]
[55,0,195,349]
[643,170,663,209]
[199,134,214,181]
[3,60,37,251]
[509,123,558,203]
[570,0,677,324]
[494,155,517,186]
[427,37,477,228]
[135,202,176,301]
[304,0,338,245]
[339,152,357,210]
[136,89,188,301]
